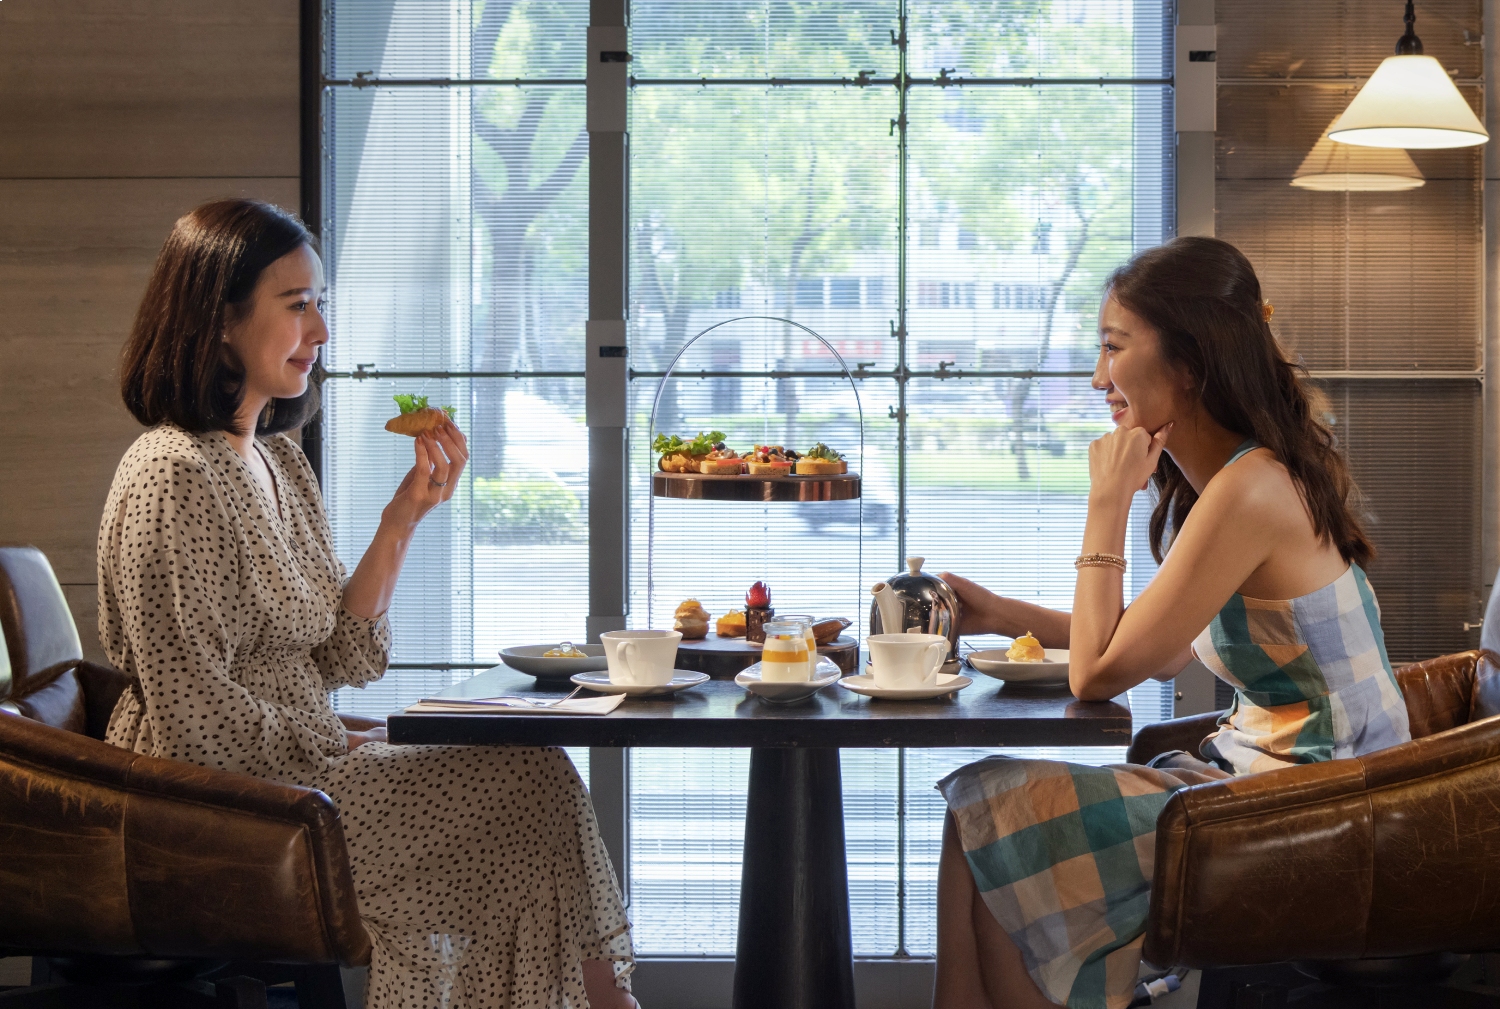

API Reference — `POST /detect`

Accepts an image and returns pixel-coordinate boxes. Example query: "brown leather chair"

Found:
[1128,649,1500,1007]
[0,546,372,1008]
[0,544,131,736]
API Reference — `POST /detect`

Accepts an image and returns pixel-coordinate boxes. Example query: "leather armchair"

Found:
[0,545,130,737]
[1132,649,1500,1007]
[0,546,372,1008]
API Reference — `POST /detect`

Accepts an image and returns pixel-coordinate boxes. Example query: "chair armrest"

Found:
[1144,712,1500,969]
[0,713,371,967]
[75,660,131,740]
[1125,711,1223,765]
[337,712,386,733]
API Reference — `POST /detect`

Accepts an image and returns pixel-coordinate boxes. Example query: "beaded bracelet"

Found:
[1075,552,1127,573]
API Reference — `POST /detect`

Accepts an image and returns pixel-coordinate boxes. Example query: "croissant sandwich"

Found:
[385,394,456,437]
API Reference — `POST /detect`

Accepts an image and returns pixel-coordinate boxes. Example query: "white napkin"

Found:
[404,693,626,715]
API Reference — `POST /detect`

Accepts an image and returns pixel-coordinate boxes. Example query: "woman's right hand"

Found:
[942,572,1073,647]
[382,420,470,532]
[942,572,1005,636]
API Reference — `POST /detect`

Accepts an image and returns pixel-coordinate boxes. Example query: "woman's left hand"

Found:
[382,419,469,529]
[1088,422,1171,507]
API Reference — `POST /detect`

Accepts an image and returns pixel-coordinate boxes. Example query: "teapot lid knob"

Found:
[907,556,924,575]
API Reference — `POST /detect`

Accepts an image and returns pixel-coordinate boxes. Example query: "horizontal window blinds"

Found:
[323,0,1177,962]
[625,0,1173,956]
[1215,0,1485,661]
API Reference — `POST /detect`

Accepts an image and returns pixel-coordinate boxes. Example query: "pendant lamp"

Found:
[1292,117,1425,191]
[1327,0,1487,149]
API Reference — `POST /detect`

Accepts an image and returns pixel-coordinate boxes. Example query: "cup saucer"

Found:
[838,673,972,700]
[571,670,708,696]
[736,658,841,705]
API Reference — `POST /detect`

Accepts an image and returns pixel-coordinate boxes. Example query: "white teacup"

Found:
[867,633,949,689]
[600,629,682,686]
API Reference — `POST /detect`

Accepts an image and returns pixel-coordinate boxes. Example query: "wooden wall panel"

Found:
[0,1,300,661]
[0,177,299,584]
[0,1,298,179]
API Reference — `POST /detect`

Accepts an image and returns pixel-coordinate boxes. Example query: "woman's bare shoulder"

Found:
[1197,447,1309,530]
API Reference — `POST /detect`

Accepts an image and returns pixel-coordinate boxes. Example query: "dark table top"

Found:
[386,666,1133,749]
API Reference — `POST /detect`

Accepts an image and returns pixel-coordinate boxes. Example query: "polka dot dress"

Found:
[99,425,633,1007]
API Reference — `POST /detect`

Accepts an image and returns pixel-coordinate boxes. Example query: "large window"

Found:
[320,0,1173,961]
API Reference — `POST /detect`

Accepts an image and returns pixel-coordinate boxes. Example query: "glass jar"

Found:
[760,618,814,682]
[778,613,819,670]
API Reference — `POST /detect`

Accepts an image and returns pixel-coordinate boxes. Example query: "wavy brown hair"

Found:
[121,199,320,437]
[1106,236,1374,567]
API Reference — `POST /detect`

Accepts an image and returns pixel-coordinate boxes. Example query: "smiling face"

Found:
[223,243,327,407]
[1092,293,1193,433]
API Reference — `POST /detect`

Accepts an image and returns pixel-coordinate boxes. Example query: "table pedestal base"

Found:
[733,747,856,1009]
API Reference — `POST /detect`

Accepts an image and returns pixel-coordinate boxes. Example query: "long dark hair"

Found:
[1107,236,1373,567]
[121,198,320,437]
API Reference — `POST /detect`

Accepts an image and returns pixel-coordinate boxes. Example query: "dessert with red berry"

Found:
[745,580,775,643]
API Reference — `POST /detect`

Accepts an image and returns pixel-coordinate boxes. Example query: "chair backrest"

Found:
[0,545,118,735]
[0,711,371,967]
[0,619,11,713]
[1481,578,1500,657]
[0,545,83,692]
[1396,649,1500,739]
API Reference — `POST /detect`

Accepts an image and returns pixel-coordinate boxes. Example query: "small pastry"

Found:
[716,610,747,638]
[654,431,728,473]
[385,394,455,436]
[795,442,846,475]
[746,445,795,476]
[745,581,774,643]
[811,618,850,646]
[1006,632,1046,663]
[700,447,745,475]
[674,598,711,640]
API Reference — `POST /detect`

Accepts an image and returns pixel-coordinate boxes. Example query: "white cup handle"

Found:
[619,640,642,683]
[923,640,948,679]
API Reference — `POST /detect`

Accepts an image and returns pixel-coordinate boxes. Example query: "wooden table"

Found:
[388,667,1132,1009]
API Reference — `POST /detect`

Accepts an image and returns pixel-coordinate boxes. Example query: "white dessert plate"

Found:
[570,670,709,696]
[838,673,972,700]
[736,658,842,704]
[965,648,1070,685]
[501,644,609,679]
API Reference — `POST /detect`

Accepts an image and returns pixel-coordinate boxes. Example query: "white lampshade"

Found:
[1292,118,1425,191]
[1328,55,1487,149]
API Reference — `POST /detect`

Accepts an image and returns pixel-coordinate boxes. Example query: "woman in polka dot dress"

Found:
[99,198,635,1009]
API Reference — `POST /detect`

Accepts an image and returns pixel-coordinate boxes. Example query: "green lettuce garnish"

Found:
[393,394,456,420]
[805,442,843,462]
[653,430,726,456]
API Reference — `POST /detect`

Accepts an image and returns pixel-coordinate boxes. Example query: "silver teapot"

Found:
[870,557,962,668]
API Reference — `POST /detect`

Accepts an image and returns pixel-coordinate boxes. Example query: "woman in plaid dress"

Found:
[933,237,1409,1009]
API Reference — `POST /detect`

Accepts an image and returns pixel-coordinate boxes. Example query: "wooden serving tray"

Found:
[676,635,860,678]
[653,471,861,502]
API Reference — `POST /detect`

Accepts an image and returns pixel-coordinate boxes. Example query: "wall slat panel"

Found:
[1217,0,1485,661]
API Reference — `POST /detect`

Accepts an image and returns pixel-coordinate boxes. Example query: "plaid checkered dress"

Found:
[940,453,1408,1007]
[1194,564,1408,774]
